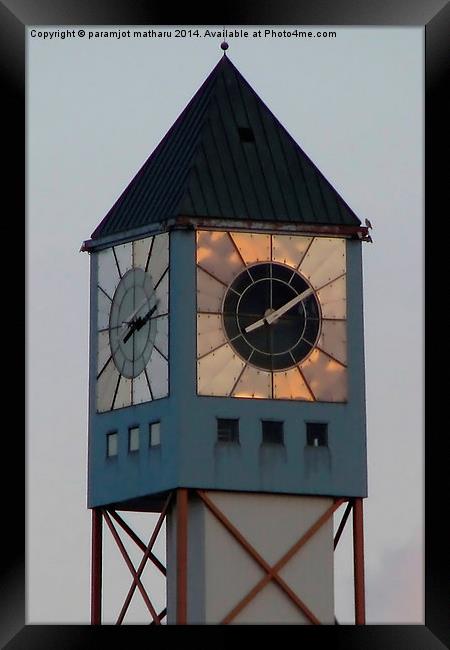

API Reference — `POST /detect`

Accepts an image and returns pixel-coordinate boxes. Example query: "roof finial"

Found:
[221,41,229,54]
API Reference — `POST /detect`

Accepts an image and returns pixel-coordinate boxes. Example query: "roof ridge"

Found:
[168,60,229,221]
[227,58,361,225]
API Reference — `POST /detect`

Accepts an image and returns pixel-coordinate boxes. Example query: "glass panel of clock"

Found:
[96,233,169,412]
[196,231,348,402]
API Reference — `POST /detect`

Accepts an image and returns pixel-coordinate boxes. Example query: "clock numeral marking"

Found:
[98,284,113,302]
[315,272,347,294]
[295,237,315,272]
[197,263,229,288]
[315,345,347,368]
[145,236,155,273]
[153,265,168,292]
[229,363,248,397]
[287,271,297,285]
[153,342,168,362]
[269,262,273,310]
[197,340,228,362]
[97,355,112,380]
[297,366,316,401]
[245,267,255,283]
[144,367,154,401]
[111,373,122,410]
[99,323,129,333]
[227,232,248,269]
[112,247,123,279]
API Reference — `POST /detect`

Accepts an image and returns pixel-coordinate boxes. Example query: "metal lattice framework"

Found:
[91,489,365,625]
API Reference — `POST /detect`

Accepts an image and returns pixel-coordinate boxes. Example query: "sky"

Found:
[27,25,423,624]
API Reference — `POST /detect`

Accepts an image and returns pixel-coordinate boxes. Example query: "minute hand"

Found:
[265,287,314,325]
[123,297,149,327]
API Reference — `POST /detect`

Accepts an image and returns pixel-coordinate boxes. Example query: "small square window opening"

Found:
[262,420,284,445]
[238,126,255,143]
[106,432,118,458]
[150,421,161,447]
[128,426,140,452]
[217,418,239,443]
[306,422,328,447]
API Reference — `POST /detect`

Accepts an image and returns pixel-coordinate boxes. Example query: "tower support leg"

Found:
[352,498,366,624]
[91,507,103,625]
[176,489,188,624]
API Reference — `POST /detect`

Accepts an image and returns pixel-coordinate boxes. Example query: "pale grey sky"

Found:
[27,26,423,624]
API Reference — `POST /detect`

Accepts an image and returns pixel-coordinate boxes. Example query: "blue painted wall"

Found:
[88,229,367,508]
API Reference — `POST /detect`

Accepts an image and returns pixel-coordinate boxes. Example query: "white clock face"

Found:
[96,233,169,412]
[196,230,347,402]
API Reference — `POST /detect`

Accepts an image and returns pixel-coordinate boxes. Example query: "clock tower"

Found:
[82,51,371,624]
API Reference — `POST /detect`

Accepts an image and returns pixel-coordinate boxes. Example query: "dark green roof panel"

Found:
[91,56,360,239]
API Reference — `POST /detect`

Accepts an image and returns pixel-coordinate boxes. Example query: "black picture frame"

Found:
[10,1,448,647]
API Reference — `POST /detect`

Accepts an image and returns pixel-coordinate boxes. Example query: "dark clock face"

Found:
[222,263,321,371]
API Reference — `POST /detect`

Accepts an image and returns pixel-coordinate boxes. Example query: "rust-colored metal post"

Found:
[176,489,188,624]
[352,498,366,624]
[91,508,103,625]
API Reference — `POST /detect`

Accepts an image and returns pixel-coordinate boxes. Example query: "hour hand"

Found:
[122,302,159,343]
[122,324,136,345]
[244,316,268,334]
[135,302,159,330]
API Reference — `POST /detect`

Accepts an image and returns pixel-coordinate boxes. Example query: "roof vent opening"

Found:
[238,126,255,143]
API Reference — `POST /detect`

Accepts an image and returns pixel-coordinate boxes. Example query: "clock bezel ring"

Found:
[221,261,322,372]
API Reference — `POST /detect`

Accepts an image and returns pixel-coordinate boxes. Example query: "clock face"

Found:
[222,263,321,371]
[96,233,169,412]
[196,230,347,402]
[108,267,157,379]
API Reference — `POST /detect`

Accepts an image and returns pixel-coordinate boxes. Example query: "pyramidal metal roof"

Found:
[90,54,361,242]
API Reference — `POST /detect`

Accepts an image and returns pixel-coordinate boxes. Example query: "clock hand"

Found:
[244,287,314,334]
[265,287,314,325]
[120,297,152,342]
[244,314,271,334]
[134,303,159,331]
[123,322,138,344]
[122,302,159,344]
[123,296,150,328]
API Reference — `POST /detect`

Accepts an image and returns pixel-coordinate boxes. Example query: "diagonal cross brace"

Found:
[109,509,167,576]
[334,500,353,550]
[103,509,160,624]
[196,491,344,624]
[114,495,172,624]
